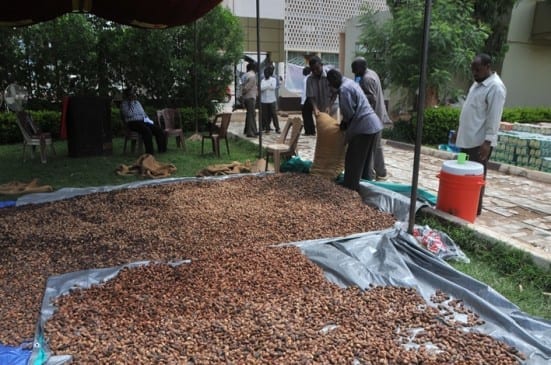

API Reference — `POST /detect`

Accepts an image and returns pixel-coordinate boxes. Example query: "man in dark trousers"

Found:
[326,69,383,191]
[120,87,166,154]
[241,62,259,137]
[456,53,506,215]
[351,56,391,181]
[306,56,338,119]
[301,66,316,135]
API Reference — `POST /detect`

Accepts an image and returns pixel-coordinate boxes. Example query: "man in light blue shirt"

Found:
[326,69,383,191]
[456,53,506,215]
[120,87,166,154]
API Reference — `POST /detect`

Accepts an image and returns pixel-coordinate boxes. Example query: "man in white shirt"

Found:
[260,67,280,133]
[456,53,507,215]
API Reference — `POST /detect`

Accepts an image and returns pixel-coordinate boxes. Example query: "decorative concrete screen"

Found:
[284,0,388,53]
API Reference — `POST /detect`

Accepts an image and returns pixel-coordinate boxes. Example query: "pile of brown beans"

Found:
[0,173,523,363]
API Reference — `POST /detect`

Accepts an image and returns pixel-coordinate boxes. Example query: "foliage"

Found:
[0,105,212,144]
[0,6,243,119]
[382,119,415,143]
[416,107,461,145]
[0,111,62,144]
[13,14,98,102]
[473,0,519,72]
[502,107,551,123]
[384,106,551,146]
[0,112,18,144]
[358,0,489,109]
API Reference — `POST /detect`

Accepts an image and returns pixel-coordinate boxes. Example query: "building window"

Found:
[321,53,339,69]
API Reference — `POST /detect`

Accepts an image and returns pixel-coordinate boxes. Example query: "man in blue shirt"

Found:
[326,69,383,191]
[120,87,167,154]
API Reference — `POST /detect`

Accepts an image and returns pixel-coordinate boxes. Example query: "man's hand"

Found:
[479,141,491,161]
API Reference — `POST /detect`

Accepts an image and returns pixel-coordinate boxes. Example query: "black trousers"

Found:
[362,131,386,180]
[127,121,167,154]
[243,97,258,136]
[301,98,315,135]
[461,145,493,215]
[261,102,280,132]
[343,133,377,191]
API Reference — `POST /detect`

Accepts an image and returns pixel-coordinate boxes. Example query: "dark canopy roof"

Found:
[0,0,222,28]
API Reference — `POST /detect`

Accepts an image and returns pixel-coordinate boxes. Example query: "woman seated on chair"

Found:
[120,87,167,154]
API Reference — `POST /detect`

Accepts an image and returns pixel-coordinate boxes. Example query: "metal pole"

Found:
[408,0,433,234]
[256,0,263,158]
[194,20,199,135]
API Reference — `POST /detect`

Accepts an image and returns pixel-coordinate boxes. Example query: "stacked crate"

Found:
[492,123,551,172]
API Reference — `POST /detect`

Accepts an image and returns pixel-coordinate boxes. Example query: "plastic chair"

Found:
[158,108,186,151]
[201,113,232,157]
[265,117,303,173]
[122,126,144,154]
[15,111,56,163]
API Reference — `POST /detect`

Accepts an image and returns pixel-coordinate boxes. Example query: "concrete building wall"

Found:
[222,0,284,20]
[222,0,388,65]
[238,17,285,63]
[501,0,551,107]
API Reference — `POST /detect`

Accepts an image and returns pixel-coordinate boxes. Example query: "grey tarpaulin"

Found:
[30,260,190,365]
[290,229,551,364]
[13,175,551,364]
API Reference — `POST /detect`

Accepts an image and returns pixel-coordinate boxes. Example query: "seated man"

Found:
[120,87,167,154]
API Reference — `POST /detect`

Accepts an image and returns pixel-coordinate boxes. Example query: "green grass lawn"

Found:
[0,135,260,195]
[419,214,550,320]
[1,136,549,320]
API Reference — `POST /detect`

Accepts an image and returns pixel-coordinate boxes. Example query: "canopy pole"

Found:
[256,0,263,158]
[408,0,433,234]
[194,20,199,135]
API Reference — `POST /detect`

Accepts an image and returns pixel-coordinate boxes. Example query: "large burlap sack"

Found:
[310,112,346,179]
[115,154,177,178]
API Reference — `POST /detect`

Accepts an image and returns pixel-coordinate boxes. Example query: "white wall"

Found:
[501,0,551,107]
[222,0,284,20]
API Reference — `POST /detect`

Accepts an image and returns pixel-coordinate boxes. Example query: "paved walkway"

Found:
[227,112,551,267]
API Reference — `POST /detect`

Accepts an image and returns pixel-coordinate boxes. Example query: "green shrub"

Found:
[0,110,61,144]
[31,110,62,138]
[385,107,460,145]
[181,106,210,132]
[0,112,18,144]
[502,107,551,123]
[383,119,415,143]
[0,105,214,144]
[417,107,461,145]
[385,106,551,145]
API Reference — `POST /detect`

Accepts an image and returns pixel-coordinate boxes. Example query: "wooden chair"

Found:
[158,108,186,151]
[15,111,56,163]
[201,113,232,157]
[265,117,303,173]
